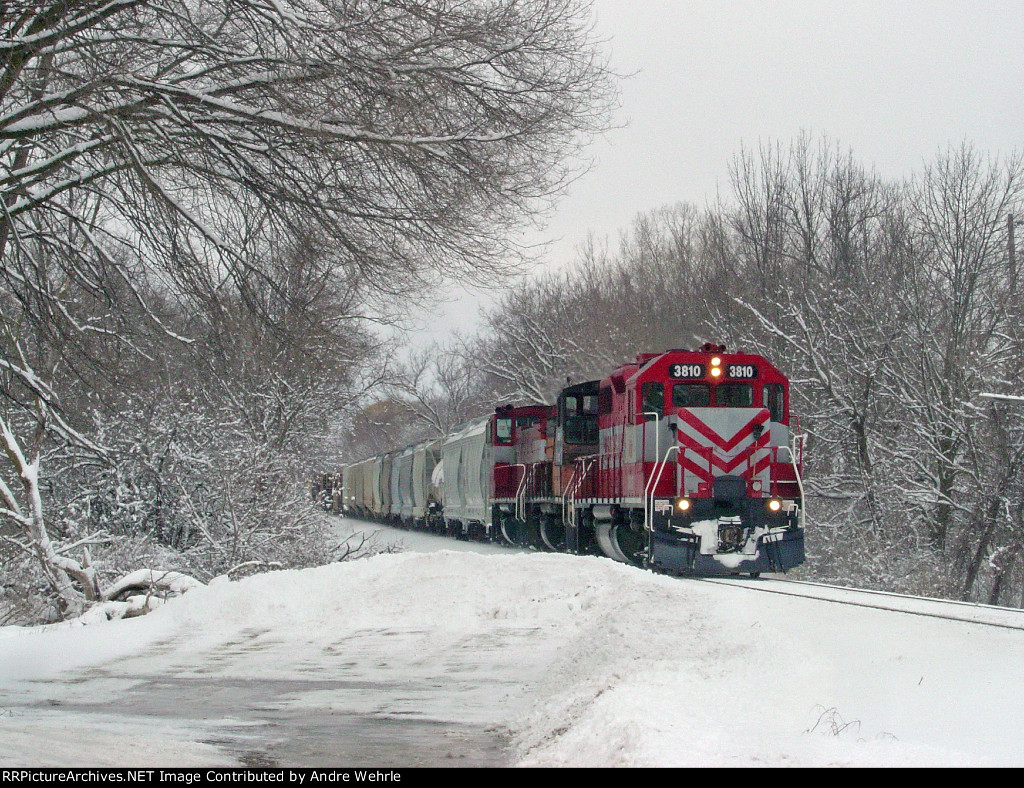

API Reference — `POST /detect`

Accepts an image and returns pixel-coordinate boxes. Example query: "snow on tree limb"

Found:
[1,0,615,620]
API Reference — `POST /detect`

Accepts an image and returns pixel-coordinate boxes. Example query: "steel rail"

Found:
[694,576,1024,633]
[332,513,1024,632]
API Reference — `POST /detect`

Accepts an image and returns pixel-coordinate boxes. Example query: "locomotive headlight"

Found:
[676,497,692,512]
[711,357,722,367]
[710,367,722,378]
[768,498,782,513]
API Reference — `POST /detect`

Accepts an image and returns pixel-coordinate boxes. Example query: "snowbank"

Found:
[2,549,1022,766]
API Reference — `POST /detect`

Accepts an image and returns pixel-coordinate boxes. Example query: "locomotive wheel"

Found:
[523,517,545,550]
[595,522,645,566]
[500,517,519,546]
[614,523,646,565]
[539,517,566,552]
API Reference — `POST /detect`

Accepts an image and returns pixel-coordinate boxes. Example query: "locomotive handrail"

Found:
[560,466,579,530]
[569,458,593,548]
[644,445,680,566]
[568,451,618,495]
[508,463,527,522]
[644,445,680,528]
[562,454,600,532]
[574,457,598,521]
[642,452,659,534]
[790,430,807,529]
[571,450,617,463]
[561,464,583,530]
[517,463,540,522]
[642,411,661,533]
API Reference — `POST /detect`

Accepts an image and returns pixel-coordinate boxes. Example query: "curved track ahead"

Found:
[695,575,1024,633]
[335,514,1024,632]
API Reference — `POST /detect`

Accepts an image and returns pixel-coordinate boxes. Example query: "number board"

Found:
[726,364,759,379]
[668,363,706,379]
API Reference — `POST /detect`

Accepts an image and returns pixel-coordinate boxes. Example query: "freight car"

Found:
[328,344,806,576]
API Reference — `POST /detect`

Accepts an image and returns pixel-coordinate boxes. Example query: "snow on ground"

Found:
[2,520,1024,767]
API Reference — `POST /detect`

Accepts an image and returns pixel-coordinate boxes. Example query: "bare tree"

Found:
[475,266,623,403]
[474,204,719,404]
[896,146,1024,558]
[716,139,1024,600]
[1,0,616,616]
[388,342,490,438]
[708,140,924,592]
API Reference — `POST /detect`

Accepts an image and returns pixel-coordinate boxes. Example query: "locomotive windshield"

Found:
[716,383,754,407]
[672,383,711,407]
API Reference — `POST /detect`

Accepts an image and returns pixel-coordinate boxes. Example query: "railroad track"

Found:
[695,575,1024,633]
[335,514,1024,633]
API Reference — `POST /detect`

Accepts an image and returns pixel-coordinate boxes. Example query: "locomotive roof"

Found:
[614,347,786,384]
[560,379,601,396]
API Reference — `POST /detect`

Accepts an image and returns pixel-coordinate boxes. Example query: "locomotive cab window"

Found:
[563,394,598,416]
[715,383,755,408]
[495,417,513,444]
[561,391,599,445]
[641,382,664,418]
[672,383,711,408]
[765,383,786,422]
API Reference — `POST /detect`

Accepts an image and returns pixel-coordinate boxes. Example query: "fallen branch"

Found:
[102,568,204,602]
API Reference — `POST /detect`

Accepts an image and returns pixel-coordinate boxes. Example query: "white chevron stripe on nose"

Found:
[676,408,771,494]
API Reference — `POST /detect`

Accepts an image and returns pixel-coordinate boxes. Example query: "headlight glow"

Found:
[677,498,691,512]
[768,498,782,512]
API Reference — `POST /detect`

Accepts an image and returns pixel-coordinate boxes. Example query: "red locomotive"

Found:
[335,344,806,576]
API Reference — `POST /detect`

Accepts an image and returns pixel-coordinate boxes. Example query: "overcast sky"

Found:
[407,0,1024,345]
